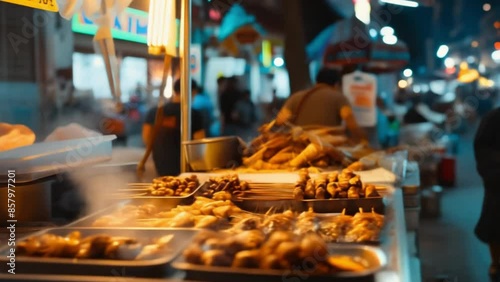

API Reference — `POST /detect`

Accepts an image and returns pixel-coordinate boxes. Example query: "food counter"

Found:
[0,169,417,282]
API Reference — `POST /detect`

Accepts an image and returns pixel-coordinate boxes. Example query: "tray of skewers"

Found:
[0,228,198,277]
[173,225,386,282]
[295,169,386,214]
[113,175,206,209]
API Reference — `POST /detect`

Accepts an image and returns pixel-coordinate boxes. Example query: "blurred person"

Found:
[219,76,242,135]
[473,107,500,282]
[192,84,215,137]
[276,67,366,142]
[231,89,258,141]
[143,79,205,176]
[266,89,284,123]
[403,95,446,125]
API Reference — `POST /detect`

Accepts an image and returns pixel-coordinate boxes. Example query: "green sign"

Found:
[72,8,148,44]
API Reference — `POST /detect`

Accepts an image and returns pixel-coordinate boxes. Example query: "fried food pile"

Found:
[294,169,380,200]
[92,197,245,229]
[319,209,385,243]
[147,175,200,196]
[17,231,174,260]
[199,174,250,200]
[226,208,384,244]
[242,124,351,170]
[183,229,369,273]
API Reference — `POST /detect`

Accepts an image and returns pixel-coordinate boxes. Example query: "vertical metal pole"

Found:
[180,0,192,173]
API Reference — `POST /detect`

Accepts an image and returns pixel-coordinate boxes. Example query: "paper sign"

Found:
[1,0,58,12]
[342,71,377,127]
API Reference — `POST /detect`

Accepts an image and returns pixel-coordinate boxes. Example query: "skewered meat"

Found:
[148,175,199,196]
[18,232,174,260]
[213,191,232,201]
[193,215,219,229]
[104,238,142,260]
[260,254,282,269]
[365,185,380,198]
[347,161,364,171]
[261,230,295,255]
[232,230,265,250]
[201,250,233,267]
[230,216,261,231]
[183,246,204,264]
[295,210,319,235]
[319,209,385,243]
[185,228,370,273]
[204,238,226,250]
[212,205,233,218]
[295,169,379,200]
[262,211,295,233]
[275,241,302,266]
[168,212,195,227]
[300,233,328,259]
[92,197,245,229]
[315,187,326,199]
[327,256,366,271]
[293,187,304,200]
[347,186,360,199]
[232,250,261,268]
[202,175,249,199]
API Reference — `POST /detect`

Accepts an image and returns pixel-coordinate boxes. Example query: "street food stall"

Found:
[0,0,419,281]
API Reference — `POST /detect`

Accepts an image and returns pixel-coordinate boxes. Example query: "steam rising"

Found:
[66,147,157,217]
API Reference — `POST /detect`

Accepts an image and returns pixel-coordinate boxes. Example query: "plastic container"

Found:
[438,155,456,187]
[404,207,421,231]
[421,185,443,218]
[0,135,116,184]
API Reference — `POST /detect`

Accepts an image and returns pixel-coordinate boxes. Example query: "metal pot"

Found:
[182,136,246,171]
[0,178,52,223]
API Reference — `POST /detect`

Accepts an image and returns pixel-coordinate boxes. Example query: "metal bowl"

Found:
[182,136,246,172]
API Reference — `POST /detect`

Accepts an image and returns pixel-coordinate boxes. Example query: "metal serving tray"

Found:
[232,196,385,215]
[232,198,304,213]
[303,186,391,215]
[127,181,207,203]
[0,228,198,277]
[67,201,197,228]
[68,183,207,228]
[173,244,387,282]
[303,197,385,215]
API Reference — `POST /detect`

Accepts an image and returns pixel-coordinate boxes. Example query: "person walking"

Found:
[142,79,205,176]
[473,107,500,282]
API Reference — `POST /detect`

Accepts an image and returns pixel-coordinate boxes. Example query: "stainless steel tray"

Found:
[232,198,304,213]
[0,228,198,277]
[66,204,124,227]
[232,197,385,215]
[127,182,207,202]
[67,188,206,227]
[173,244,386,282]
[303,197,385,215]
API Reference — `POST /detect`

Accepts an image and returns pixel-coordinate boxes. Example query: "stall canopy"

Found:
[218,4,266,56]
[308,17,410,73]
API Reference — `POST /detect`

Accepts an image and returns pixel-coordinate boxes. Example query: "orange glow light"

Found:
[495,21,500,29]
[495,42,500,50]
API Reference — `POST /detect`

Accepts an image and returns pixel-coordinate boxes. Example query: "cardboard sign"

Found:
[342,71,377,127]
[1,0,58,12]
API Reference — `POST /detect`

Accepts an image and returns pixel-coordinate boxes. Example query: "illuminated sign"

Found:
[1,0,58,12]
[72,8,148,44]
